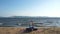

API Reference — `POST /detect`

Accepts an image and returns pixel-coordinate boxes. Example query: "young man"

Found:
[29,21,34,31]
[25,20,37,32]
[25,21,34,32]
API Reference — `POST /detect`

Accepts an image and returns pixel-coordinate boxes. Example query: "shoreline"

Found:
[0,27,60,34]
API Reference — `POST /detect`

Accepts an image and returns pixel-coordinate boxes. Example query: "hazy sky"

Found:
[0,0,60,17]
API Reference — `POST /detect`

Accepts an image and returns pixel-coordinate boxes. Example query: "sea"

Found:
[0,17,60,27]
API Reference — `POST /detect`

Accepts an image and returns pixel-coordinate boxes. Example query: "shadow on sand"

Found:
[23,28,38,33]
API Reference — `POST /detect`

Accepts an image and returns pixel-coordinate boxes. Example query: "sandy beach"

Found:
[0,27,60,34]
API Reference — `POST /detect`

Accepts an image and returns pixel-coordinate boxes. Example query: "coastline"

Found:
[0,27,60,34]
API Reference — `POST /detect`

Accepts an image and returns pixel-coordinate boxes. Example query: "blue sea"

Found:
[0,17,60,27]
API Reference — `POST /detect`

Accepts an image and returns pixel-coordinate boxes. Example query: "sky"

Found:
[0,0,60,17]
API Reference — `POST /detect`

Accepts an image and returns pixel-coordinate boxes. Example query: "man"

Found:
[29,20,34,31]
[25,21,34,32]
[25,20,37,32]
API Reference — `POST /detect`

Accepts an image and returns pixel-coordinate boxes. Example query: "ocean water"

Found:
[0,18,60,27]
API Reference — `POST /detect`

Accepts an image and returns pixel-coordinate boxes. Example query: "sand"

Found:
[0,27,60,34]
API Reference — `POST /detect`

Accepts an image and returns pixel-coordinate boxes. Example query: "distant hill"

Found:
[10,16,32,18]
[0,16,60,19]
